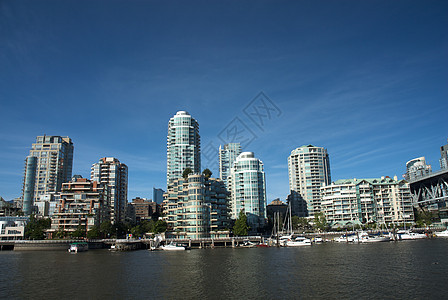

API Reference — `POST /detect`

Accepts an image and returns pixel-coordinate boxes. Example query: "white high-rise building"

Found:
[219,143,242,188]
[167,111,200,186]
[288,145,331,217]
[228,152,266,229]
[404,157,432,182]
[91,157,128,224]
[440,139,448,170]
[22,135,74,215]
[321,176,414,226]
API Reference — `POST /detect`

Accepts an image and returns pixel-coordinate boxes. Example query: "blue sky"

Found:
[1,0,447,202]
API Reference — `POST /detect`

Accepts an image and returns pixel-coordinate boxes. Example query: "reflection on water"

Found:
[1,239,447,299]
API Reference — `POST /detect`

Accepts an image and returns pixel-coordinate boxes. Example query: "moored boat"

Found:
[160,242,187,251]
[256,242,270,248]
[313,236,324,244]
[358,232,390,243]
[397,230,427,240]
[285,236,312,247]
[335,233,356,243]
[434,229,448,237]
[68,242,88,253]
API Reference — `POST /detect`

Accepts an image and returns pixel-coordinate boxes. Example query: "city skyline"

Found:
[1,1,447,202]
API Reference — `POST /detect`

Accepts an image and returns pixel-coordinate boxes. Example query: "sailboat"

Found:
[281,201,311,247]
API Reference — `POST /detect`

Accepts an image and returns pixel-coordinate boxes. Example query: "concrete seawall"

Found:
[13,240,105,251]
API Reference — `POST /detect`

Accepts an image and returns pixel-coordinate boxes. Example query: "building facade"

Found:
[167,111,201,186]
[128,197,160,223]
[288,145,331,217]
[51,177,109,233]
[153,188,165,205]
[228,152,267,229]
[0,197,21,217]
[286,190,308,218]
[321,176,414,227]
[163,174,229,239]
[219,143,242,188]
[405,157,432,182]
[91,157,128,224]
[34,193,61,217]
[21,135,74,215]
[266,199,288,220]
[0,217,28,240]
[440,139,448,170]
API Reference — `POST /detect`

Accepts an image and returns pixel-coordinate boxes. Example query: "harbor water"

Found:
[1,239,447,299]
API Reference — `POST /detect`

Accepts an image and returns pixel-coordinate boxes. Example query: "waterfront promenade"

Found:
[2,227,442,251]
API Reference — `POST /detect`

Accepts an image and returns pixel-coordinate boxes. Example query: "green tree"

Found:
[202,168,212,179]
[415,209,434,227]
[314,212,328,231]
[154,220,167,234]
[86,225,101,239]
[141,220,154,233]
[25,215,51,240]
[71,225,86,238]
[183,168,193,179]
[292,216,310,231]
[115,222,131,238]
[54,228,67,239]
[100,220,115,238]
[233,210,250,236]
[130,225,143,238]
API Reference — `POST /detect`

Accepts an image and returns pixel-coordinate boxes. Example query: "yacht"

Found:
[358,232,390,243]
[278,234,293,246]
[334,233,356,243]
[285,236,312,247]
[434,229,448,237]
[397,230,427,240]
[68,242,88,253]
[160,242,187,251]
[313,236,324,244]
[239,239,257,248]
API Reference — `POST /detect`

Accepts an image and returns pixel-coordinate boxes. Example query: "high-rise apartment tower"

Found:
[91,157,128,224]
[288,145,331,217]
[440,139,448,170]
[404,157,432,182]
[167,111,200,186]
[228,152,267,229]
[21,135,74,215]
[219,143,242,188]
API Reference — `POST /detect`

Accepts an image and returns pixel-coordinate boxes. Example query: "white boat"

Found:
[160,242,186,251]
[434,229,448,237]
[277,234,293,246]
[68,242,88,253]
[285,236,312,247]
[358,232,390,243]
[313,237,324,244]
[397,230,427,240]
[335,234,356,243]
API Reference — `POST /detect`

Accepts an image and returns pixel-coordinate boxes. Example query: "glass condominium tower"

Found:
[219,143,242,188]
[229,152,267,227]
[288,145,331,217]
[167,111,201,186]
[22,135,74,215]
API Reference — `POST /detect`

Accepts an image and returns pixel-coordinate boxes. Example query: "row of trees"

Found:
[24,216,168,240]
[231,211,331,236]
[182,168,213,179]
[86,219,168,239]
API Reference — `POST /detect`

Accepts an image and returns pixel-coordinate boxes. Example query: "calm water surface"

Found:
[1,239,447,299]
